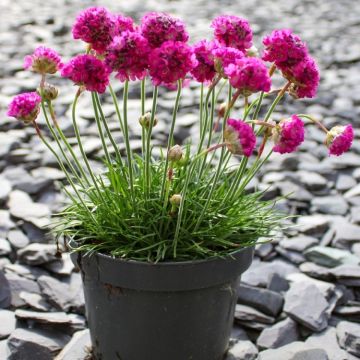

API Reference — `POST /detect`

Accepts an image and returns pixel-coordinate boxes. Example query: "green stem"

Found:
[108,83,125,134]
[297,114,329,133]
[141,79,146,157]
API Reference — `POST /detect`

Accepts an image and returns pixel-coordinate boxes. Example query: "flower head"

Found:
[61,54,111,93]
[7,92,42,124]
[262,29,308,70]
[140,12,189,48]
[224,119,256,157]
[72,7,116,53]
[106,31,150,82]
[286,56,320,98]
[224,57,271,95]
[149,41,195,87]
[37,83,58,101]
[211,15,252,52]
[115,14,135,35]
[191,40,217,83]
[212,46,244,77]
[24,46,62,74]
[326,124,354,156]
[272,115,305,154]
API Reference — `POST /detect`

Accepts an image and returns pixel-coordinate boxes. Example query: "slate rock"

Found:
[0,309,16,339]
[230,326,249,342]
[7,230,30,249]
[337,321,360,356]
[333,223,360,248]
[299,262,334,281]
[331,265,360,286]
[54,329,91,360]
[0,271,11,308]
[0,238,11,256]
[17,243,57,265]
[0,176,12,202]
[43,253,75,275]
[19,292,51,312]
[267,273,289,292]
[334,305,360,321]
[226,340,258,360]
[284,281,329,331]
[311,196,349,215]
[279,236,319,252]
[275,246,306,265]
[237,284,284,316]
[234,304,275,325]
[0,340,9,359]
[336,174,356,192]
[296,215,330,236]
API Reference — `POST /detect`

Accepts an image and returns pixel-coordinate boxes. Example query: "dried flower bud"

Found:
[139,112,158,128]
[218,102,228,118]
[168,145,183,162]
[170,194,182,206]
[37,83,59,101]
[246,45,259,58]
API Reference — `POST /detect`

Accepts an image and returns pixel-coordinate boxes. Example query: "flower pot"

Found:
[71,246,254,360]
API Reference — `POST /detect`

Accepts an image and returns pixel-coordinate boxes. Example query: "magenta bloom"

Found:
[224,57,271,95]
[272,115,305,154]
[24,46,62,74]
[61,55,111,93]
[211,15,252,52]
[106,31,150,82]
[72,7,116,53]
[140,12,189,48]
[149,41,195,87]
[191,40,217,83]
[115,14,135,35]
[326,124,354,156]
[262,29,308,70]
[287,56,320,98]
[224,119,256,157]
[7,92,42,124]
[213,46,244,76]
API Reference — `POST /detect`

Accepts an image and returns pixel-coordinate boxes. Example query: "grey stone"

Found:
[234,304,275,325]
[267,273,289,292]
[275,246,306,265]
[337,321,360,356]
[311,196,349,215]
[336,174,356,192]
[344,184,360,198]
[255,243,273,258]
[4,263,49,281]
[258,342,329,360]
[19,292,51,312]
[350,207,360,224]
[279,236,319,252]
[278,181,313,202]
[0,310,16,339]
[17,243,57,265]
[333,223,360,248]
[330,265,360,286]
[0,238,11,256]
[0,271,11,308]
[54,329,91,360]
[0,210,15,236]
[230,326,249,342]
[226,341,258,360]
[297,171,327,191]
[284,281,329,331]
[237,284,284,316]
[0,176,12,202]
[43,253,74,275]
[257,318,299,350]
[7,230,30,249]
[299,262,334,281]
[296,215,330,236]
[334,305,360,321]
[0,340,9,359]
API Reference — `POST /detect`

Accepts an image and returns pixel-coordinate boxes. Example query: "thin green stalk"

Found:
[109,83,125,134]
[141,79,146,156]
[199,83,204,135]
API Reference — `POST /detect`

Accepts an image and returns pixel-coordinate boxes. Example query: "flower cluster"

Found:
[326,125,354,156]
[24,46,62,74]
[7,92,41,124]
[191,40,217,83]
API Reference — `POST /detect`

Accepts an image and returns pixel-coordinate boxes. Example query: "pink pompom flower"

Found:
[272,115,305,154]
[106,31,150,82]
[23,46,62,74]
[61,55,111,94]
[191,40,217,83]
[115,14,135,35]
[326,124,354,156]
[72,7,116,54]
[212,46,244,77]
[224,57,271,95]
[211,15,252,52]
[7,92,42,124]
[224,119,256,157]
[140,12,189,48]
[149,41,196,87]
[262,29,308,70]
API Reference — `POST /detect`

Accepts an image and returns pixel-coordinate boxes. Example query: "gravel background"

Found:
[0,0,360,359]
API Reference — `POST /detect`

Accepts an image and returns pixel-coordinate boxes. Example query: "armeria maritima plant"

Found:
[7,8,354,262]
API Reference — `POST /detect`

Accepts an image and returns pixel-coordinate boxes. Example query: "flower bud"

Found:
[139,112,158,128]
[325,124,354,156]
[168,145,183,162]
[218,102,228,118]
[37,83,59,101]
[170,194,182,206]
[246,45,259,58]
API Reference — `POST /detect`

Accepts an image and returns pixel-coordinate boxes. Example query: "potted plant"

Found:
[7,7,354,360]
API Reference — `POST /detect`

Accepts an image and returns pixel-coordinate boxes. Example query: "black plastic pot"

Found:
[72,246,254,360]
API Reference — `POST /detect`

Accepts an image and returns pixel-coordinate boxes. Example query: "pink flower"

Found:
[211,15,252,52]
[149,41,196,87]
[7,92,42,124]
[106,31,150,82]
[212,46,244,76]
[61,55,111,93]
[262,29,308,70]
[326,124,354,156]
[72,7,116,54]
[224,57,271,95]
[224,119,256,157]
[23,46,62,74]
[286,56,320,98]
[115,14,135,35]
[272,115,305,154]
[191,40,217,83]
[140,12,189,48]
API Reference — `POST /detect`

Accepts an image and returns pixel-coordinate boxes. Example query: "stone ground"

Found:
[1,0,360,359]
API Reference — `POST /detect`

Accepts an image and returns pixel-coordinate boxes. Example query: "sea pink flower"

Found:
[61,55,111,93]
[7,92,42,124]
[212,46,244,77]
[140,12,189,48]
[224,119,256,157]
[149,41,196,87]
[23,46,62,74]
[286,56,320,98]
[224,57,271,95]
[211,15,252,52]
[106,31,150,82]
[115,14,135,35]
[262,29,308,70]
[326,124,354,156]
[272,115,305,154]
[191,40,217,83]
[72,7,116,53]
